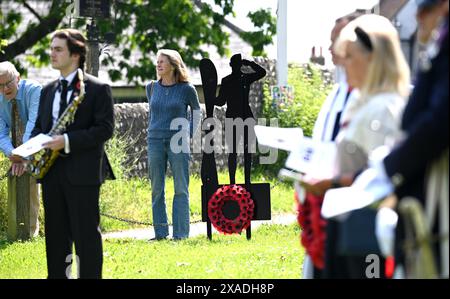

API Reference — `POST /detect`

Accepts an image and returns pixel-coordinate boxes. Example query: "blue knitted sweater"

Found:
[146,80,201,139]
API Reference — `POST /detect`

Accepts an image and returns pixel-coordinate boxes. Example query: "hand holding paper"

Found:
[254,125,337,178]
[299,175,332,196]
[285,137,336,178]
[11,133,53,158]
[321,165,395,219]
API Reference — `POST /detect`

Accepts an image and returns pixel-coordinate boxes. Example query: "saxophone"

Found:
[28,68,86,179]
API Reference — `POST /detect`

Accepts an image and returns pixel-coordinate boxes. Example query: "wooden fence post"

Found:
[7,173,37,241]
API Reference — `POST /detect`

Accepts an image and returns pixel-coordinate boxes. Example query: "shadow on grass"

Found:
[0,233,12,250]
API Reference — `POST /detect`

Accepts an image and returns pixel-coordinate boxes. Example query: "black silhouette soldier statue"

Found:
[200,54,270,241]
[215,54,267,186]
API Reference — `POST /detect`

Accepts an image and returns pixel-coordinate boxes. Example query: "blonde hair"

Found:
[156,49,190,83]
[335,14,410,98]
[0,61,20,78]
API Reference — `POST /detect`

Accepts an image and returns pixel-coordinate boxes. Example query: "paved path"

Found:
[102,213,297,240]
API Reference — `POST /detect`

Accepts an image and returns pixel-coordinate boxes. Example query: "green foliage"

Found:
[0,39,7,54]
[264,63,331,135]
[239,9,277,56]
[0,1,70,76]
[24,38,51,68]
[104,133,134,180]
[1,0,276,83]
[256,63,332,176]
[0,11,22,39]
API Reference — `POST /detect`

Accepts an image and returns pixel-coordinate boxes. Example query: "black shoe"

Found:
[149,236,167,242]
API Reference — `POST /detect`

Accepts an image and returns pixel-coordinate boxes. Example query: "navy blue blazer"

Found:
[384,19,449,203]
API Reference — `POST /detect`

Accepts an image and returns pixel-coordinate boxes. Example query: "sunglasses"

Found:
[0,77,16,90]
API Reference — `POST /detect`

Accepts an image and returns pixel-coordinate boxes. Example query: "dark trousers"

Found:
[323,219,386,279]
[42,159,103,279]
[322,219,351,278]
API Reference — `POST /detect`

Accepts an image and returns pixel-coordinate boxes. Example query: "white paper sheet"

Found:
[285,136,336,178]
[11,133,53,157]
[255,126,337,179]
[321,168,393,219]
[321,187,376,219]
[254,125,303,152]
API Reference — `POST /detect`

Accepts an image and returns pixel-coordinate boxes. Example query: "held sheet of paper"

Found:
[11,133,53,157]
[254,125,337,179]
[285,137,336,179]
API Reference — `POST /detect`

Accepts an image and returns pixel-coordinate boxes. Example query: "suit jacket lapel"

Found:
[68,75,81,104]
[43,80,59,133]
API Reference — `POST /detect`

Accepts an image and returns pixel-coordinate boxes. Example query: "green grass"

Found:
[0,223,304,279]
[99,169,296,232]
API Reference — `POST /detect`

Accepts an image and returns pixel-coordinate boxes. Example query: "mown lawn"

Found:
[0,224,304,279]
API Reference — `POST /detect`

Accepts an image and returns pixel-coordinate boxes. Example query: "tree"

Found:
[0,39,7,54]
[0,0,276,83]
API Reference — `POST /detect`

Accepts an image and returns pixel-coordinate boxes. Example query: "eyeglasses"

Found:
[0,77,16,91]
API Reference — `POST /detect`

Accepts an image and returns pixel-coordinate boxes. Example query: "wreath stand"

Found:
[199,57,271,240]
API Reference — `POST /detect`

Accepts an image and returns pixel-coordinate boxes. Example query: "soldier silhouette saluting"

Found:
[215,54,266,185]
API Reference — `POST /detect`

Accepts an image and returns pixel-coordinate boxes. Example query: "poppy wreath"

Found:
[208,184,255,234]
[295,191,327,269]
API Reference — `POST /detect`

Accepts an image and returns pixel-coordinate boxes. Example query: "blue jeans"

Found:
[148,138,190,239]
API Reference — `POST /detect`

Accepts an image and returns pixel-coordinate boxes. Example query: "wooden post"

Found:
[86,20,100,77]
[7,173,37,241]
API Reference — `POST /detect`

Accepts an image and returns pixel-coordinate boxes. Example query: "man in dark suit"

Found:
[384,0,448,206]
[215,54,266,185]
[31,28,114,279]
[383,0,448,277]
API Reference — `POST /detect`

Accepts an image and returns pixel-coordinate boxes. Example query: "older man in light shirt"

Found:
[0,61,41,237]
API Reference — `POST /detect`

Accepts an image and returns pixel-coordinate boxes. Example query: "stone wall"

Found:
[112,57,277,178]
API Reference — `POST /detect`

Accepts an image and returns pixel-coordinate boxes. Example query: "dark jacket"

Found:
[31,73,115,185]
[384,19,449,203]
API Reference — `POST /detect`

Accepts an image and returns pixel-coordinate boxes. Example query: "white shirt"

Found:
[312,70,358,142]
[51,69,78,154]
[52,70,77,125]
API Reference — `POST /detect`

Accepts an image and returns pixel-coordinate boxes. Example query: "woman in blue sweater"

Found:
[146,49,201,240]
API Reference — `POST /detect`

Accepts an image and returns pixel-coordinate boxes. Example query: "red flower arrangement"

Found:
[295,191,327,269]
[208,185,254,234]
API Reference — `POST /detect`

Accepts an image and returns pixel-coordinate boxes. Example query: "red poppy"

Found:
[75,81,81,90]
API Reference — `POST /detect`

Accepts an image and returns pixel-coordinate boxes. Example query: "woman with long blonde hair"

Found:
[146,49,201,241]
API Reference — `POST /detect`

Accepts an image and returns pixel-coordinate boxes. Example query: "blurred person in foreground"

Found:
[300,14,411,278]
[300,13,361,279]
[353,0,448,278]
